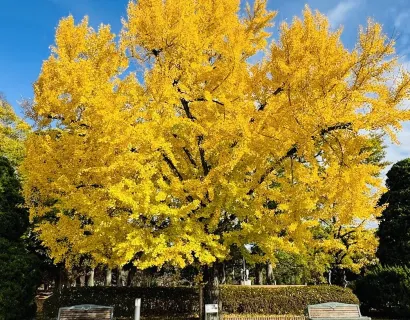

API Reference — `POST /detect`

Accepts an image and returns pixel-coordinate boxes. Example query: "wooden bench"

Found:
[223,315,306,320]
[308,302,370,320]
[58,304,113,320]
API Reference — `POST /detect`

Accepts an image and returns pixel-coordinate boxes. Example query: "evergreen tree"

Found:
[0,157,28,240]
[0,157,40,320]
[377,158,410,265]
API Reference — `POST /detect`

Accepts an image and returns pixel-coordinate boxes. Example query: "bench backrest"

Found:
[58,304,113,320]
[224,316,306,320]
[308,302,361,319]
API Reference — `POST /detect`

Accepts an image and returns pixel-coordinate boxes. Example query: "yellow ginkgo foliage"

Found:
[0,94,30,166]
[23,1,410,272]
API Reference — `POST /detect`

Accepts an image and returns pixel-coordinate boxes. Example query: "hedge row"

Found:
[42,286,199,319]
[42,285,359,319]
[220,285,359,315]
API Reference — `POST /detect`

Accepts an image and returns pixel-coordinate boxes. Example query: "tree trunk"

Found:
[199,285,204,320]
[62,270,69,290]
[266,262,274,285]
[69,269,77,288]
[128,267,136,287]
[55,267,62,292]
[123,269,130,286]
[105,268,112,286]
[56,266,68,291]
[79,274,86,287]
[117,268,128,287]
[202,264,222,320]
[114,268,119,287]
[116,268,122,287]
[255,263,263,285]
[220,263,226,285]
[87,268,95,287]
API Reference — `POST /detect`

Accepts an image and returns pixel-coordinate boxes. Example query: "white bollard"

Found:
[135,298,141,320]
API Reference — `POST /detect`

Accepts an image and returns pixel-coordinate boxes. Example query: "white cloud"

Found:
[327,0,363,28]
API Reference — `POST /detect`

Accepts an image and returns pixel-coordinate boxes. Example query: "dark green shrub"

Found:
[355,265,410,318]
[220,285,358,315]
[42,286,199,319]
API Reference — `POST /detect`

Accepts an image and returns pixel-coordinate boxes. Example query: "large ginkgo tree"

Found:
[23,0,410,301]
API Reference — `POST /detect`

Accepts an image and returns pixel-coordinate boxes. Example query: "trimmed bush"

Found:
[355,265,410,318]
[43,285,359,319]
[42,286,199,319]
[220,285,359,315]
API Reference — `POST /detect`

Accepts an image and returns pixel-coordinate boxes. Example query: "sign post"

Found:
[205,303,218,320]
[135,298,141,320]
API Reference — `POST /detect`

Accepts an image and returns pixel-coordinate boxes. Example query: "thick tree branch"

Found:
[47,114,65,121]
[161,151,205,204]
[339,220,366,239]
[151,48,163,57]
[247,122,352,195]
[171,134,199,169]
[247,145,297,195]
[174,84,212,177]
[339,229,356,240]
[195,97,224,106]
[183,147,198,168]
[197,135,210,176]
[181,98,196,120]
[320,123,352,136]
[257,86,284,111]
[76,183,103,189]
[162,174,171,185]
[162,153,184,181]
[251,86,285,117]
[160,163,199,204]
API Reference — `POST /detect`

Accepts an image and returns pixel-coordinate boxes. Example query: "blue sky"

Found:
[1,0,410,166]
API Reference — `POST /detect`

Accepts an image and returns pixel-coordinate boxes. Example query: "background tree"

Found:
[315,221,378,285]
[0,157,40,320]
[268,251,324,285]
[0,94,29,166]
[0,96,40,319]
[377,158,410,265]
[0,156,28,240]
[23,0,410,312]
